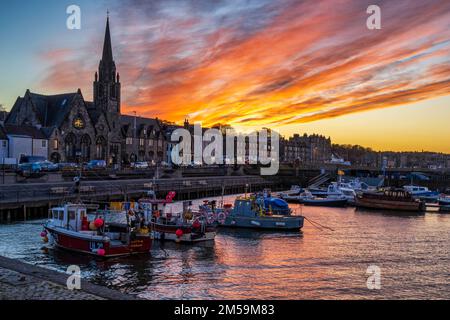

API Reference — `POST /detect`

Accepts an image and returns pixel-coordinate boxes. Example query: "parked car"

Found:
[17,162,42,174]
[19,155,46,164]
[85,160,107,170]
[131,161,149,169]
[37,161,59,172]
[57,162,80,171]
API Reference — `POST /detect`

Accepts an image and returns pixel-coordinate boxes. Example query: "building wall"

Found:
[0,139,8,159]
[32,139,48,159]
[56,96,97,163]
[7,136,32,160]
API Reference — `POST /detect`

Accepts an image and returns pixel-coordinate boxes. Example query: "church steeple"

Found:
[102,15,113,63]
[94,14,121,118]
[98,14,116,83]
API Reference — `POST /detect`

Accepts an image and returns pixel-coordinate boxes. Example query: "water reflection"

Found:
[0,194,449,299]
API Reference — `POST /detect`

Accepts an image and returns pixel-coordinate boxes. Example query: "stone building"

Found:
[281,133,332,164]
[5,16,166,166]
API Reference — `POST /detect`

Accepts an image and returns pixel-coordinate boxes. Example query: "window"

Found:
[69,210,76,220]
[42,140,47,148]
[126,138,133,145]
[148,140,154,147]
[53,139,58,150]
[139,139,145,147]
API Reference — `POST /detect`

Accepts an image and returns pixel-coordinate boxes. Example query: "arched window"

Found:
[95,136,106,160]
[81,135,91,160]
[50,152,61,163]
[64,133,76,161]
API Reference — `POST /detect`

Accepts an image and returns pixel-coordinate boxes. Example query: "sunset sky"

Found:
[0,0,449,152]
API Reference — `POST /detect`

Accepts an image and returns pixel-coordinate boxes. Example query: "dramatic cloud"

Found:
[39,0,450,130]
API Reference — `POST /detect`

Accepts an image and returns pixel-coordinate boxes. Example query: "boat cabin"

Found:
[49,204,88,231]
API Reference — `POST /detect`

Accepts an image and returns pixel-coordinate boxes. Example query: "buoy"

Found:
[175,229,183,238]
[97,248,106,256]
[192,220,201,229]
[43,236,49,243]
[89,222,97,231]
[40,231,47,237]
[94,218,104,228]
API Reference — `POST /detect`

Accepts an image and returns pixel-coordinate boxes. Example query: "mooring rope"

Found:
[303,216,335,232]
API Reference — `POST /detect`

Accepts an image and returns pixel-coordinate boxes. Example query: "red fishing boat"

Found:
[42,204,152,258]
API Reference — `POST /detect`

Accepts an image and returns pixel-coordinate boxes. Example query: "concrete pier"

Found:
[0,256,134,300]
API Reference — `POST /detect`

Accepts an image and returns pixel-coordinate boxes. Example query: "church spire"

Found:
[94,13,121,116]
[102,14,113,63]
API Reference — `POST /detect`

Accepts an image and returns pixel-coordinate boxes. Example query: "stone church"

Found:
[5,17,167,166]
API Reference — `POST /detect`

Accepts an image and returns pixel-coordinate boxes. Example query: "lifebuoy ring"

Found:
[217,212,226,223]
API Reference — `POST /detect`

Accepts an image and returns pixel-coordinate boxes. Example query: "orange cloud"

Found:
[38,0,450,132]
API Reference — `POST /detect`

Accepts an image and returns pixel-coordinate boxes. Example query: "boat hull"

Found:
[281,195,302,203]
[150,223,216,243]
[302,199,348,207]
[355,197,425,212]
[221,215,304,230]
[44,225,152,258]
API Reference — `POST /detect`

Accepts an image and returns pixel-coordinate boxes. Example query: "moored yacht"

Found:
[355,189,426,213]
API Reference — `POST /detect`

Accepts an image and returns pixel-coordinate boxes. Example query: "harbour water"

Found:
[0,194,449,300]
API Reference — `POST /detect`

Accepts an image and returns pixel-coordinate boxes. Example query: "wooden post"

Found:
[23,205,27,221]
[7,210,11,224]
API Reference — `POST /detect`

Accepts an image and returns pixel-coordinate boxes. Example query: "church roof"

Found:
[120,115,165,139]
[86,101,104,124]
[6,92,79,129]
[28,92,79,128]
[5,97,24,123]
[3,124,47,139]
[0,125,7,140]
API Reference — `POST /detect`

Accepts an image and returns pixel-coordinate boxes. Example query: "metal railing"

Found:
[0,176,272,207]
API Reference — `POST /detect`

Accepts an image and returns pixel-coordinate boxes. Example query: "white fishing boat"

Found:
[403,185,440,201]
[278,185,303,200]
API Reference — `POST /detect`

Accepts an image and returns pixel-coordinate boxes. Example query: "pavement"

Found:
[0,256,135,300]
